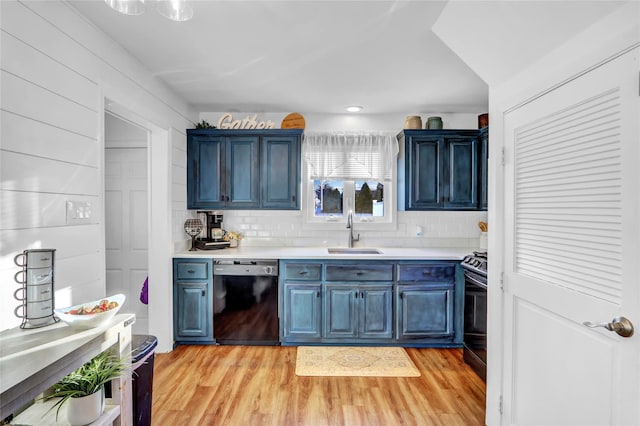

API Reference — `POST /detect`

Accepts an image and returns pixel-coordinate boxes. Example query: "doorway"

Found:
[104,111,149,334]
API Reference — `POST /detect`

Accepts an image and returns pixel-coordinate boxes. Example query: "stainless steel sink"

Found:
[327,248,382,255]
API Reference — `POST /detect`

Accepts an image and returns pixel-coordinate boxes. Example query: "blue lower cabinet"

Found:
[324,284,394,341]
[281,259,462,346]
[359,286,394,339]
[282,283,322,341]
[173,259,213,344]
[396,285,454,339]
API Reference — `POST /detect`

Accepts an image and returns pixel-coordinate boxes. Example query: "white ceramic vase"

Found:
[66,387,104,426]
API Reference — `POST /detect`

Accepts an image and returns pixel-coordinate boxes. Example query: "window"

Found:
[302,131,397,228]
[313,179,385,218]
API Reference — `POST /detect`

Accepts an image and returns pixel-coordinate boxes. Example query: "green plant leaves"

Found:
[43,350,129,420]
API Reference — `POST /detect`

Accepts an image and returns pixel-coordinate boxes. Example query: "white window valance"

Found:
[303,131,399,181]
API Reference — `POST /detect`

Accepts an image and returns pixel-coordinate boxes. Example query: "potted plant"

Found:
[44,350,129,425]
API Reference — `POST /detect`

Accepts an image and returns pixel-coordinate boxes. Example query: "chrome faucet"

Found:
[346,210,360,248]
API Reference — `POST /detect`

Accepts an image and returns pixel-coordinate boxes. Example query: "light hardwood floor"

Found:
[152,345,486,425]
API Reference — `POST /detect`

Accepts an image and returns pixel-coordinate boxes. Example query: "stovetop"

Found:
[461,250,487,277]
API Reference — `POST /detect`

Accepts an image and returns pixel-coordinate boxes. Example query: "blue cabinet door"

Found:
[261,134,300,209]
[175,282,209,338]
[283,283,322,340]
[360,285,393,339]
[443,138,478,209]
[173,258,213,343]
[187,135,224,209]
[479,128,488,210]
[324,285,358,339]
[406,136,442,209]
[227,136,260,208]
[396,285,454,339]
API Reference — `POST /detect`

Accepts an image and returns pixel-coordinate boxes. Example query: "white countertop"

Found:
[174,246,473,260]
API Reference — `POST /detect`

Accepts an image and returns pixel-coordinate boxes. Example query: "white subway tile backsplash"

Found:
[215,210,488,249]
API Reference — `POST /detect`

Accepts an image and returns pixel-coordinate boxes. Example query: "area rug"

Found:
[295,346,420,377]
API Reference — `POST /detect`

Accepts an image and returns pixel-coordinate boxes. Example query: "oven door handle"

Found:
[465,273,488,289]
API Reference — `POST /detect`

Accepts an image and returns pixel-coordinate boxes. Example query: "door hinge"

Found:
[501,147,506,166]
[499,395,503,415]
[500,272,505,291]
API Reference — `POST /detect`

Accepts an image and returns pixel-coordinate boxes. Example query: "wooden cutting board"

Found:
[281,112,306,129]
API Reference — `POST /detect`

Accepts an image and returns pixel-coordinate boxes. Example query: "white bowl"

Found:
[54,294,125,330]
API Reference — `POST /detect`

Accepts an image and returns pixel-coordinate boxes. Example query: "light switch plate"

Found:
[66,201,92,224]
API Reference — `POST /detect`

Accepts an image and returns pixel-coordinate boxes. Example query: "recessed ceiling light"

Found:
[345,106,363,113]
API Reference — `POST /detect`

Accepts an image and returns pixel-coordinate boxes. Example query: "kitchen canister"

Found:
[426,116,443,129]
[478,113,489,129]
[13,248,59,328]
[404,115,423,129]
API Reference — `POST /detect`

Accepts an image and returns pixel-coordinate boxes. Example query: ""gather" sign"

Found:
[217,113,276,130]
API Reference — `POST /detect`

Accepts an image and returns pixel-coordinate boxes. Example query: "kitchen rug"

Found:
[295,346,420,377]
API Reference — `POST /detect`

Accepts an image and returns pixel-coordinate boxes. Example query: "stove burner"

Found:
[461,251,488,277]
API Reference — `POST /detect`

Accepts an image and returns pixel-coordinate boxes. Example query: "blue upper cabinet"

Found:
[227,135,260,208]
[479,128,489,211]
[187,129,302,210]
[403,129,484,210]
[406,136,442,209]
[188,134,225,208]
[443,137,478,209]
[261,134,300,209]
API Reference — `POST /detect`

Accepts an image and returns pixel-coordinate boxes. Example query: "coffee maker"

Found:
[196,211,230,250]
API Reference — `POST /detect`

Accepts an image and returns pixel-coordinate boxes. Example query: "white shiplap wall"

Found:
[0,0,196,350]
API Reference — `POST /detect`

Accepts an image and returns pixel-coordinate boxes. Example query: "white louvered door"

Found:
[501,48,639,425]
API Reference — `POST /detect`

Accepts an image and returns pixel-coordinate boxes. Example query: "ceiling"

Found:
[69,0,489,114]
[67,1,624,115]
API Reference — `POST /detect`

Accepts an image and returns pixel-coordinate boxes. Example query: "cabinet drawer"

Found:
[325,264,394,281]
[284,263,322,281]
[176,262,209,280]
[398,264,456,283]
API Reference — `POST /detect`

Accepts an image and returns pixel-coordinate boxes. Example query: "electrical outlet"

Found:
[66,201,92,224]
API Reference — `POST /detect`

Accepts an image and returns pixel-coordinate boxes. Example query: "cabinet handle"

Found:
[201,290,205,297]
[292,195,296,202]
[299,270,308,276]
[226,195,230,202]
[316,290,320,298]
[354,291,358,298]
[399,292,404,299]
[361,291,364,298]
[187,269,195,274]
[422,270,432,275]
[220,195,225,201]
[356,271,364,276]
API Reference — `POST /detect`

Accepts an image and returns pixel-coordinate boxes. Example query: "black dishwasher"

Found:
[212,259,279,345]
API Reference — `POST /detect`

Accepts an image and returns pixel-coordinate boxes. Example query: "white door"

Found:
[105,147,148,332]
[501,48,639,425]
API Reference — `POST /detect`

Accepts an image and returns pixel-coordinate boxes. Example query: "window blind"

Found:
[303,131,399,181]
